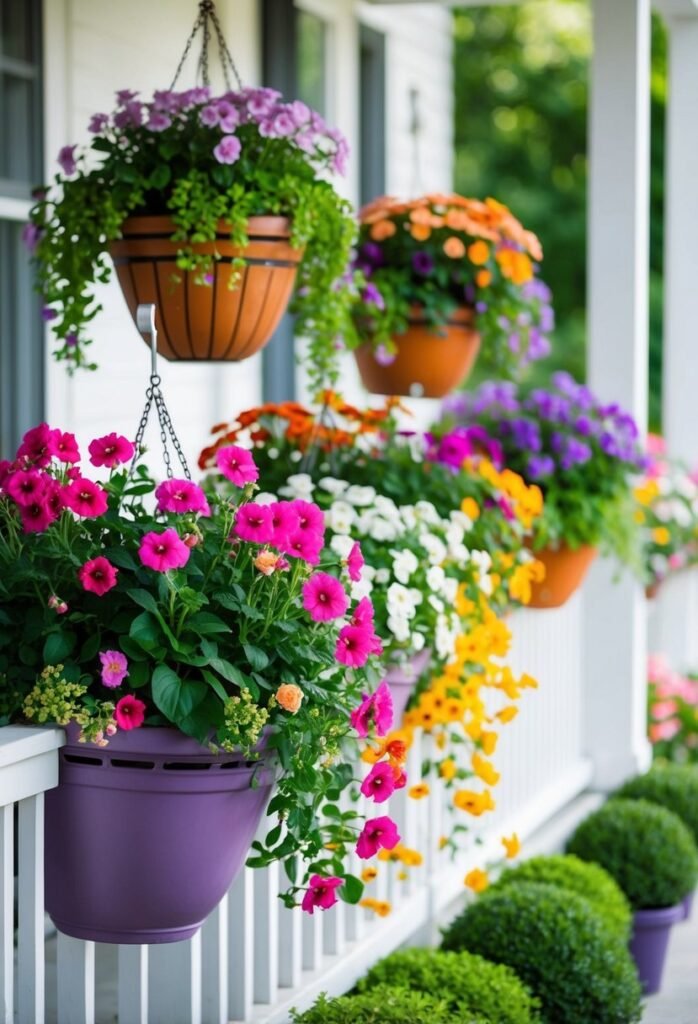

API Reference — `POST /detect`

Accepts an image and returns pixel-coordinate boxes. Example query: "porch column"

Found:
[653,14,698,670]
[583,0,652,788]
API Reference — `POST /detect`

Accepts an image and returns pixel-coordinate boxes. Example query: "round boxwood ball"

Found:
[616,764,698,846]
[566,797,698,909]
[490,853,632,941]
[291,984,489,1024]
[358,947,540,1024]
[441,882,642,1024]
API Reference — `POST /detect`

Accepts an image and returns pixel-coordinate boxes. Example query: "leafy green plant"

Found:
[616,765,698,848]
[566,798,698,908]
[291,985,490,1024]
[490,853,632,941]
[27,85,354,389]
[358,947,540,1024]
[441,882,643,1024]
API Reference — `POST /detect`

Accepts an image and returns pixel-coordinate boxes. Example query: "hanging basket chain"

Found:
[169,0,243,92]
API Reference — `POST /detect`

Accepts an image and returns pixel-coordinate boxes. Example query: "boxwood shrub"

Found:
[358,947,540,1024]
[291,985,489,1024]
[566,798,698,909]
[616,764,698,845]
[441,882,642,1024]
[490,853,632,941]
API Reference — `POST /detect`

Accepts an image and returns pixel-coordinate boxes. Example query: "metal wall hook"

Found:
[136,303,159,380]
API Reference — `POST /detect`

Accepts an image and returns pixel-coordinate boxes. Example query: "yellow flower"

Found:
[471,753,500,787]
[453,788,496,816]
[480,730,498,756]
[439,835,449,850]
[467,240,490,265]
[408,782,430,800]
[361,866,378,883]
[360,898,392,917]
[509,559,546,605]
[399,846,424,867]
[502,833,521,859]
[440,758,457,781]
[461,496,481,521]
[496,247,534,284]
[464,868,489,893]
[497,705,519,724]
[397,870,408,881]
[634,479,660,506]
[652,526,671,546]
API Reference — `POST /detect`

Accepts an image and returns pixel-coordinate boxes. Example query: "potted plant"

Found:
[441,374,646,607]
[0,424,400,943]
[26,85,353,387]
[566,798,698,993]
[646,654,698,765]
[291,985,476,1024]
[346,193,554,397]
[441,882,642,1024]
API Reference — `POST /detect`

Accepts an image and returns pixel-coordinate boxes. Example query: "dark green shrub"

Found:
[291,985,489,1023]
[441,882,642,1024]
[358,947,540,1024]
[567,798,698,908]
[616,764,698,845]
[490,853,632,941]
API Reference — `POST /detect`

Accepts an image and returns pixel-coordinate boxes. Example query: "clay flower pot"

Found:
[354,306,481,398]
[45,727,274,944]
[109,215,304,361]
[629,903,684,994]
[527,544,597,609]
[384,648,433,723]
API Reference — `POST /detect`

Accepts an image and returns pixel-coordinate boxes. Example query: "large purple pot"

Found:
[629,903,684,994]
[45,727,274,944]
[680,888,695,921]
[385,648,433,724]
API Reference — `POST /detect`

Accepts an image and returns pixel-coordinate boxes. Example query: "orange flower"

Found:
[410,223,431,241]
[453,788,495,816]
[370,219,397,241]
[460,496,480,521]
[475,269,492,288]
[410,206,435,225]
[361,866,378,883]
[480,730,498,756]
[496,247,534,285]
[502,833,521,859]
[497,705,519,724]
[464,868,489,893]
[468,240,490,265]
[445,207,473,230]
[443,236,466,259]
[254,550,284,576]
[275,683,303,714]
[408,782,430,800]
[360,898,391,917]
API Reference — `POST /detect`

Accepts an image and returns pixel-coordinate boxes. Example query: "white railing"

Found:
[2,595,590,1024]
[648,567,698,670]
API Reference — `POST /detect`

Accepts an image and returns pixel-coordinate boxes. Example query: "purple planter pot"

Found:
[680,889,695,921]
[629,903,684,994]
[384,648,433,724]
[45,727,274,945]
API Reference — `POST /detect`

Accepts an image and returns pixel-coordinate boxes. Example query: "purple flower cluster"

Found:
[60,85,349,179]
[426,425,503,472]
[496,277,554,367]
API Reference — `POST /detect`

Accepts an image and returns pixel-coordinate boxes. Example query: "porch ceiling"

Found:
[364,0,698,16]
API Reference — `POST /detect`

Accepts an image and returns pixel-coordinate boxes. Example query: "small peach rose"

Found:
[254,550,280,576]
[276,683,304,714]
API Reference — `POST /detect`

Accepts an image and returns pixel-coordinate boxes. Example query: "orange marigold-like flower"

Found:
[410,223,431,241]
[361,866,378,883]
[464,868,489,893]
[408,782,430,800]
[468,240,490,265]
[360,898,391,917]
[370,219,397,241]
[443,236,466,259]
[475,269,492,288]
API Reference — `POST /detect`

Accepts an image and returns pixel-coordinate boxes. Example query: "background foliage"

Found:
[453,1,667,428]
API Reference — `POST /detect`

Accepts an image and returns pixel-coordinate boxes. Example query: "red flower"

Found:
[20,501,58,533]
[16,423,56,467]
[114,695,146,731]
[78,556,119,596]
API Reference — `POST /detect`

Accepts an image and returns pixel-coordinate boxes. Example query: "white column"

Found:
[584,0,652,789]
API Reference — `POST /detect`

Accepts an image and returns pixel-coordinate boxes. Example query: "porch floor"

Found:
[642,904,698,1023]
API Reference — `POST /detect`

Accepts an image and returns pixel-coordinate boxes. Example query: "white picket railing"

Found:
[1,595,590,1024]
[648,567,698,670]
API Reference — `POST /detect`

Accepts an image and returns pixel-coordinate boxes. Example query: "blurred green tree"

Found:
[453,2,666,429]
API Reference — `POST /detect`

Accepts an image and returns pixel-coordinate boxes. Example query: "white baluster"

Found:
[253,862,279,1003]
[17,794,44,1024]
[56,933,95,1024]
[118,945,148,1024]
[322,894,345,958]
[148,935,202,1024]
[227,868,254,1022]
[301,906,323,972]
[201,899,228,1024]
[277,902,302,989]
[0,805,13,1024]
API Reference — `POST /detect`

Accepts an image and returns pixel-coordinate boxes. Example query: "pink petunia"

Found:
[155,479,211,516]
[356,816,400,860]
[5,469,47,507]
[216,445,259,487]
[139,528,190,572]
[16,423,56,467]
[302,572,349,622]
[292,500,325,541]
[649,718,681,743]
[346,541,364,583]
[350,682,394,738]
[269,501,300,545]
[78,556,119,596]
[20,501,58,533]
[283,530,322,565]
[99,650,129,688]
[360,761,400,804]
[652,699,679,721]
[301,874,344,915]
[63,477,109,518]
[335,625,374,669]
[234,503,275,544]
[352,597,375,628]
[52,431,80,463]
[114,695,146,731]
[88,433,135,469]
[213,135,242,164]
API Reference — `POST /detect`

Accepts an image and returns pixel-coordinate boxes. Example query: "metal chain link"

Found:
[169,0,243,92]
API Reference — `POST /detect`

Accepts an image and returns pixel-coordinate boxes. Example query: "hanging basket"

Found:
[109,215,304,362]
[527,543,597,609]
[354,306,481,398]
[384,648,433,724]
[45,727,274,944]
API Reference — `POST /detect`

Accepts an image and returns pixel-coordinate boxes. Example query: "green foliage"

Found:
[358,947,541,1024]
[490,854,632,941]
[615,764,698,846]
[291,985,489,1024]
[566,798,698,909]
[441,882,643,1024]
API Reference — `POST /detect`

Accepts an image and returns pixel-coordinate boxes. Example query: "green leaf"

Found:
[149,164,171,190]
[151,664,207,723]
[127,660,150,689]
[243,644,269,671]
[129,611,162,650]
[43,631,76,664]
[202,668,228,703]
[127,588,160,615]
[188,612,230,636]
[339,874,364,905]
[79,633,101,663]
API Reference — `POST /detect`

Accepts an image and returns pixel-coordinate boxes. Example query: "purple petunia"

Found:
[412,251,434,276]
[213,135,242,164]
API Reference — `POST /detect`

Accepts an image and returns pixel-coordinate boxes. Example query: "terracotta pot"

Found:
[354,306,481,398]
[527,544,597,609]
[109,215,304,361]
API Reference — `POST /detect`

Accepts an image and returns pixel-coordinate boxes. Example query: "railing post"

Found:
[17,794,45,1024]
[0,805,13,1024]
[56,933,95,1024]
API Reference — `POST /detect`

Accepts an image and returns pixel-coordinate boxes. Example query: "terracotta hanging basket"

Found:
[354,306,481,398]
[109,215,304,361]
[528,543,597,609]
